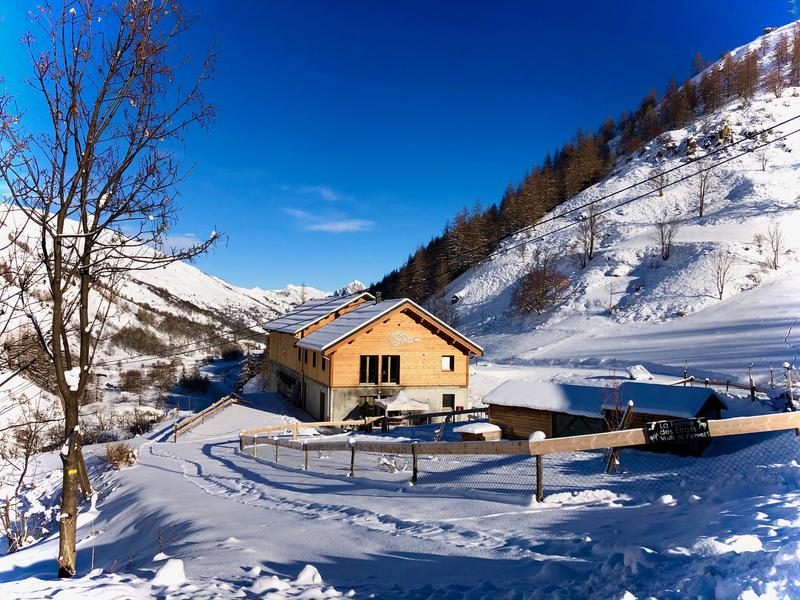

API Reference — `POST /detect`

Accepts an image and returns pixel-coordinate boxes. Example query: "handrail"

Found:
[173,393,243,442]
[240,416,383,439]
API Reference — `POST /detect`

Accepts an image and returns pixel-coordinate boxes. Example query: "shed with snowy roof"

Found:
[265,294,483,421]
[483,380,727,444]
[483,380,607,440]
[603,382,727,429]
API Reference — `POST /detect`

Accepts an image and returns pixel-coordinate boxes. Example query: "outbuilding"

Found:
[603,382,728,455]
[483,380,606,440]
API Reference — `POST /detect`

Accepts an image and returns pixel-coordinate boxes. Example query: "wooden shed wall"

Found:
[488,404,553,439]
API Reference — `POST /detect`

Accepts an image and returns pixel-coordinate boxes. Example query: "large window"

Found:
[359,355,379,384]
[381,355,400,384]
[441,355,455,371]
[312,352,317,368]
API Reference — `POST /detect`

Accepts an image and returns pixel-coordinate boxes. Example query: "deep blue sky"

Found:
[0,1,795,290]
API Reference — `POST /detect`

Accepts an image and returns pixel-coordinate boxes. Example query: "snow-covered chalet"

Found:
[265,292,484,421]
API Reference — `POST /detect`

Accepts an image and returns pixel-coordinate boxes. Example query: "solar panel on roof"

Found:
[264,292,373,334]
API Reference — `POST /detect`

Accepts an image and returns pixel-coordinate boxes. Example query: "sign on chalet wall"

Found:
[389,331,420,346]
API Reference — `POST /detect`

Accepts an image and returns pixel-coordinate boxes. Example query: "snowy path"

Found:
[3,389,800,597]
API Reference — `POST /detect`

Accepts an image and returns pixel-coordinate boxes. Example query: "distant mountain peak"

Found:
[332,280,366,297]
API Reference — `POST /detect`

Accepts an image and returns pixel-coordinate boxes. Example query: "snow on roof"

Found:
[482,380,605,418]
[264,292,374,334]
[609,382,727,419]
[374,390,429,412]
[453,422,502,434]
[484,380,727,421]
[296,299,406,351]
[295,298,484,354]
[626,365,654,381]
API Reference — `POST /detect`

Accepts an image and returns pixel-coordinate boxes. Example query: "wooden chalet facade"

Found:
[265,293,483,421]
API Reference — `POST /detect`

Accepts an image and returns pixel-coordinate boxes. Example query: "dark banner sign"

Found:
[644,418,711,444]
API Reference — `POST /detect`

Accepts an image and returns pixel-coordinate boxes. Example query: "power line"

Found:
[497,112,800,243]
[493,120,800,259]
[408,111,800,288]
[94,290,364,368]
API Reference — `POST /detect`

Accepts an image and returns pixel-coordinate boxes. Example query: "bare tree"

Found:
[649,166,668,197]
[711,249,736,300]
[766,222,785,270]
[0,1,217,577]
[764,62,786,98]
[512,246,569,315]
[0,394,59,554]
[696,167,716,218]
[651,208,681,260]
[575,203,603,268]
[755,148,769,171]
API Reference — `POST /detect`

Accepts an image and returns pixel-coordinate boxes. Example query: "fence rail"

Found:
[173,393,244,442]
[239,411,800,500]
[239,407,487,439]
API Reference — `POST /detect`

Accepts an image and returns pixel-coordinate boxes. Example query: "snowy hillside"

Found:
[447,22,800,388]
[0,203,341,434]
[0,202,331,356]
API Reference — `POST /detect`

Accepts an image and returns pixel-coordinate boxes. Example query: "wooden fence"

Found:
[668,374,769,395]
[239,411,800,501]
[240,407,487,440]
[173,394,244,442]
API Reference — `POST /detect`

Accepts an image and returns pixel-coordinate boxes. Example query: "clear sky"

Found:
[0,1,796,291]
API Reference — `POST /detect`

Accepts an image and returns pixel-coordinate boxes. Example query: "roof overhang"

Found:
[295,298,484,356]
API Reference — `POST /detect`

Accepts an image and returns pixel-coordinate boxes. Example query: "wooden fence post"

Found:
[239,436,244,453]
[173,424,178,443]
[274,440,279,462]
[253,436,258,457]
[535,455,544,502]
[411,442,418,485]
[304,443,309,470]
[348,438,356,477]
[292,422,299,440]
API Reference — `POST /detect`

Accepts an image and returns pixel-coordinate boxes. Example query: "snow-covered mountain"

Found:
[445,22,800,387]
[332,279,367,297]
[0,204,347,422]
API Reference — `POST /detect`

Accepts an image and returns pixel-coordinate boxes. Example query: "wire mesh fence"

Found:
[240,427,800,500]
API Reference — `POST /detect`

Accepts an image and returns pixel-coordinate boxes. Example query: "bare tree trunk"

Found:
[57,421,79,578]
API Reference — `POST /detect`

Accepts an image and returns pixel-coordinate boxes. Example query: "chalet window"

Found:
[359,355,379,384]
[442,394,455,410]
[312,352,317,368]
[441,355,455,371]
[297,348,301,362]
[321,356,327,371]
[381,355,400,384]
[304,349,308,364]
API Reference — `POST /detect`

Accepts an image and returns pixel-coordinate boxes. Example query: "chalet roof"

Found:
[264,292,374,335]
[482,380,604,418]
[483,380,727,420]
[294,298,484,355]
[608,382,728,419]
